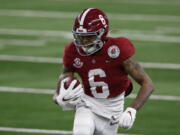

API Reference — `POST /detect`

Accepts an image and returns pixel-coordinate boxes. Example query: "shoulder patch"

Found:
[107,45,120,58]
[73,58,83,68]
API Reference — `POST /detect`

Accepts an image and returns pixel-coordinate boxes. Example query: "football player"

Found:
[53,8,154,135]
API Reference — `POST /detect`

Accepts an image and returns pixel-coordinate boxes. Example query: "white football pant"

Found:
[73,106,119,135]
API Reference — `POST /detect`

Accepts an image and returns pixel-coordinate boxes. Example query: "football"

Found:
[64,76,80,89]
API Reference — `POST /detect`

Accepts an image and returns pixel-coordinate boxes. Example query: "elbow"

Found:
[147,80,155,94]
[149,82,155,93]
[140,79,155,93]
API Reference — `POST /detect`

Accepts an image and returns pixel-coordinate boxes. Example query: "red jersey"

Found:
[63,37,135,98]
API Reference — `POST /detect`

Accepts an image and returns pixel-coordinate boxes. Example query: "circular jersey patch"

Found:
[108,45,120,58]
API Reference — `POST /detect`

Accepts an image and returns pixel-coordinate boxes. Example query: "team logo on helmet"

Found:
[108,45,120,58]
[73,58,83,68]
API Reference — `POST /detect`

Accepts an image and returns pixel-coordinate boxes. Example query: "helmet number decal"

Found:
[99,15,106,25]
[88,68,110,98]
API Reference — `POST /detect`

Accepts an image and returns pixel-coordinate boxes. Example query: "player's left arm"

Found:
[119,57,154,129]
[123,57,154,110]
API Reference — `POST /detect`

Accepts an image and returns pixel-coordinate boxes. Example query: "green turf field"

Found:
[0,0,180,135]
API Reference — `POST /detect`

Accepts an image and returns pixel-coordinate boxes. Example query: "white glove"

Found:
[56,77,84,110]
[119,107,137,129]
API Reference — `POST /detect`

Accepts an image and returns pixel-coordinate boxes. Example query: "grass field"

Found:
[0,0,180,135]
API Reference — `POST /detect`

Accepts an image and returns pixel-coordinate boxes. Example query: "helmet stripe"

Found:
[79,8,94,26]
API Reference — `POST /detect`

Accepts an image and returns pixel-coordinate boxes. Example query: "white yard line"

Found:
[1,55,70,64]
[65,0,180,5]
[0,86,53,94]
[0,127,140,135]
[129,94,180,102]
[108,14,180,22]
[0,39,46,46]
[0,55,180,70]
[0,55,61,63]
[0,28,180,43]
[0,9,75,19]
[113,0,180,5]
[0,86,180,101]
[0,28,72,39]
[0,127,72,135]
[0,9,180,22]
[139,62,180,70]
[157,27,180,34]
[111,33,180,43]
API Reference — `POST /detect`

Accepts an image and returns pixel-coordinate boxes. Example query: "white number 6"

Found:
[88,69,110,98]
[99,15,106,25]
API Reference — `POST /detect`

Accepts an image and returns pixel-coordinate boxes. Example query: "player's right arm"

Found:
[53,66,84,110]
[53,66,74,104]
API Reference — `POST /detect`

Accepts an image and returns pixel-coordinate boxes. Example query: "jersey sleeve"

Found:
[118,37,135,61]
[63,43,75,71]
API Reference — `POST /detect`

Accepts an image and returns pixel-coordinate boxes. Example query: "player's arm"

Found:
[53,66,74,103]
[53,66,83,110]
[56,66,74,95]
[119,57,154,129]
[123,57,154,110]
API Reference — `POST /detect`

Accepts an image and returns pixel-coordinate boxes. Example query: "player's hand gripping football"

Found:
[56,77,84,110]
[119,107,137,129]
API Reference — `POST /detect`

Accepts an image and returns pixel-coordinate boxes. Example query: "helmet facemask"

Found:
[73,28,105,56]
